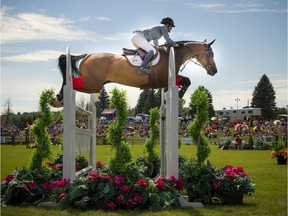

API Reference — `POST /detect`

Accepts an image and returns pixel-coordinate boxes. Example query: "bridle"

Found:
[179,42,215,74]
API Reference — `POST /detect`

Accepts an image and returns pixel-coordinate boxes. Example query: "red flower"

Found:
[113,175,125,186]
[23,181,37,190]
[3,174,14,184]
[88,172,100,181]
[43,182,53,191]
[154,179,165,190]
[52,165,63,170]
[136,179,148,188]
[104,175,111,182]
[46,161,54,167]
[133,192,143,204]
[169,175,177,184]
[59,192,67,198]
[106,201,117,210]
[121,184,130,194]
[52,178,68,189]
[126,199,135,208]
[176,179,185,190]
[96,160,103,168]
[117,194,125,204]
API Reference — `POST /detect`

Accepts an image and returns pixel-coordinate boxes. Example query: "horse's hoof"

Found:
[49,98,63,108]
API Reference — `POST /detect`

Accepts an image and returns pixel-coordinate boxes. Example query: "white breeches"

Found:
[131,32,156,55]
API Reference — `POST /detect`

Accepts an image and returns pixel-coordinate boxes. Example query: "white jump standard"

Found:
[63,47,97,182]
[160,47,203,208]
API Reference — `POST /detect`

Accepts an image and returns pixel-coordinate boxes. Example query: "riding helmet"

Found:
[161,17,175,27]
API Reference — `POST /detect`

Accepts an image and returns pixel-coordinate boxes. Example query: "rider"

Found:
[132,17,179,75]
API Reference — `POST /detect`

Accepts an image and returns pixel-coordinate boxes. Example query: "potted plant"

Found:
[271,140,287,165]
[212,165,256,205]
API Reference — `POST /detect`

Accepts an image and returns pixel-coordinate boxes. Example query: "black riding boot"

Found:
[138,50,154,75]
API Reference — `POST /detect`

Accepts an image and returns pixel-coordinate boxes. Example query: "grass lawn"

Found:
[1,143,287,216]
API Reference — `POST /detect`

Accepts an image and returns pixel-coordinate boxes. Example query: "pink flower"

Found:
[59,192,67,198]
[126,199,135,208]
[176,179,185,190]
[43,182,53,191]
[154,179,165,190]
[121,184,130,194]
[88,172,100,181]
[106,201,117,210]
[117,194,125,204]
[133,192,143,204]
[52,178,68,188]
[169,176,177,183]
[52,165,63,170]
[104,175,111,182]
[23,181,37,190]
[136,179,148,188]
[3,174,14,184]
[211,182,220,190]
[113,175,125,186]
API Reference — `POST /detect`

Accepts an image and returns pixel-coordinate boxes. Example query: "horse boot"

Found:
[138,50,154,75]
[179,86,188,98]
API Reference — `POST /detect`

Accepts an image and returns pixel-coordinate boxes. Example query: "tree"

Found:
[96,87,110,117]
[188,86,215,118]
[2,98,13,123]
[135,89,150,114]
[251,74,276,120]
[187,86,211,164]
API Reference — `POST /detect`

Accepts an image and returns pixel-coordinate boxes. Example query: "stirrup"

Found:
[137,66,150,75]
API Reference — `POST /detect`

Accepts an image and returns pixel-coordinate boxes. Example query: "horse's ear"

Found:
[209,39,216,46]
[204,39,207,43]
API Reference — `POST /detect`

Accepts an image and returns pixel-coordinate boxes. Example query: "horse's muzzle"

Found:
[206,64,217,76]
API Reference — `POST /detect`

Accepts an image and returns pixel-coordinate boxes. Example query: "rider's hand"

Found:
[173,44,180,48]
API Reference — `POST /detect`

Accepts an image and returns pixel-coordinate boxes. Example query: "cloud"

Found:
[1,50,62,62]
[190,2,287,13]
[1,7,98,44]
[96,16,111,21]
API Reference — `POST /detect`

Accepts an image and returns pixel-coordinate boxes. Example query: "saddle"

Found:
[122,47,160,67]
[122,48,147,60]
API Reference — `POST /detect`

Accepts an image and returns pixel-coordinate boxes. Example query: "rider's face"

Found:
[167,25,173,33]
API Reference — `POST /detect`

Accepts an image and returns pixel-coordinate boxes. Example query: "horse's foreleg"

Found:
[177,76,191,98]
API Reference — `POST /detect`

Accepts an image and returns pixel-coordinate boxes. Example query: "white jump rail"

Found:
[63,47,97,182]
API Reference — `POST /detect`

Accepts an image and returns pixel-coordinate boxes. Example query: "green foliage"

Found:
[135,89,159,114]
[145,108,160,162]
[107,88,132,173]
[179,156,217,203]
[188,86,215,119]
[29,89,54,170]
[96,87,110,118]
[187,86,211,164]
[251,74,276,120]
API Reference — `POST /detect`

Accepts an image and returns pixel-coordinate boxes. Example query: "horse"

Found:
[50,40,217,107]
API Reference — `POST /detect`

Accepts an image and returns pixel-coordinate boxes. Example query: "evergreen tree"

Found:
[144,89,157,113]
[135,89,150,114]
[96,87,110,117]
[251,74,276,120]
[188,86,215,118]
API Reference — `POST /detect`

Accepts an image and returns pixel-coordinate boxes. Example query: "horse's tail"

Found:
[58,54,88,85]
[58,54,67,84]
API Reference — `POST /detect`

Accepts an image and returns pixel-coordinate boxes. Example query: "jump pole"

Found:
[160,47,203,208]
[63,47,97,182]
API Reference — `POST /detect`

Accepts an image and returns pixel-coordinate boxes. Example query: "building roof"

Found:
[101,108,116,115]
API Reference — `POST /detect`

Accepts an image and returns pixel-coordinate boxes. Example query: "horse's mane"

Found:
[158,40,203,52]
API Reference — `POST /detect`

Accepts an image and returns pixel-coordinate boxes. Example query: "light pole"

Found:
[235,98,240,109]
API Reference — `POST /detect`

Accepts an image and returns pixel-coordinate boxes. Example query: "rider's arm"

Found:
[160,26,177,47]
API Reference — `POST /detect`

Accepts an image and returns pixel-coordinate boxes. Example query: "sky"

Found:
[1,0,287,114]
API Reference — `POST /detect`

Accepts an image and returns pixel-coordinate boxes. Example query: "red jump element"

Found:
[72,77,85,89]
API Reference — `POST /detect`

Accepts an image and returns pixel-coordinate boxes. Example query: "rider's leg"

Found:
[132,32,156,74]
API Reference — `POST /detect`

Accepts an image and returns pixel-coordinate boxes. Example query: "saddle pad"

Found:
[125,50,160,67]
